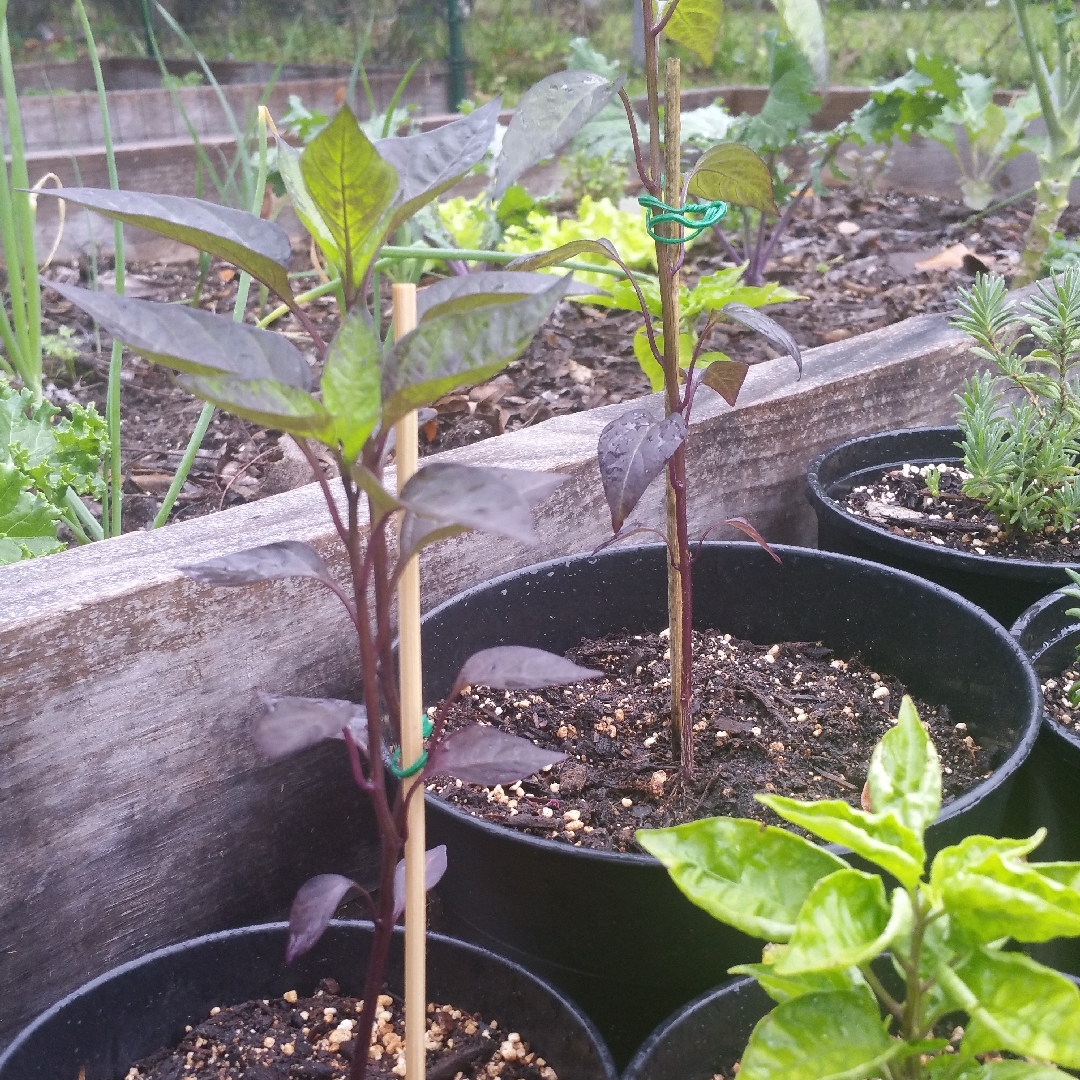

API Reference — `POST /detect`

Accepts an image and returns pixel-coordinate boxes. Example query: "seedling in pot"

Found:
[39,80,629,1080]
[951,269,1080,537]
[640,695,1080,1080]
[510,0,807,784]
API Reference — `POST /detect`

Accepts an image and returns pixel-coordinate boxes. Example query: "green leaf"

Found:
[946,949,1080,1067]
[36,188,294,300]
[636,817,849,942]
[381,274,571,427]
[175,374,335,440]
[930,832,1047,897]
[757,794,926,890]
[701,358,749,406]
[738,991,900,1080]
[1037,862,1080,890]
[943,1063,1067,1080]
[632,327,690,392]
[688,144,776,214]
[275,140,342,272]
[0,461,64,564]
[47,283,312,390]
[774,870,911,974]
[772,0,828,86]
[663,0,724,66]
[494,70,625,199]
[865,695,941,836]
[321,309,382,465]
[301,106,400,296]
[376,98,501,232]
[729,963,877,1009]
[942,850,1080,943]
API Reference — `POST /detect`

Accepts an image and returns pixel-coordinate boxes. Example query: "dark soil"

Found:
[842,462,1080,562]
[129,977,558,1080]
[427,628,998,854]
[37,187,1067,536]
[1041,665,1080,734]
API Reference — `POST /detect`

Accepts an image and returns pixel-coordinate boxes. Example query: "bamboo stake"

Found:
[393,282,425,1080]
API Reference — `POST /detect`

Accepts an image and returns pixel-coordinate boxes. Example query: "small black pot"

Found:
[0,922,617,1080]
[420,543,1040,1065]
[621,977,765,1080]
[1011,590,1080,975]
[806,427,1080,626]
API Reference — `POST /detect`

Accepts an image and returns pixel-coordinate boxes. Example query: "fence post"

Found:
[446,0,467,111]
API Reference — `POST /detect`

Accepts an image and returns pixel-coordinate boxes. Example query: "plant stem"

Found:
[1015,154,1080,285]
[658,58,693,780]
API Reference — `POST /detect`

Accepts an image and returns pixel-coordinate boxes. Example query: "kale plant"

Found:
[39,69,628,1080]
[641,697,1080,1080]
[952,271,1080,536]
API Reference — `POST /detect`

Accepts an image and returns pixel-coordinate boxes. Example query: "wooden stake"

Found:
[393,282,425,1080]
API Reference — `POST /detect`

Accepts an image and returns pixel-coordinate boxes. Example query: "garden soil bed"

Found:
[129,977,557,1080]
[842,462,1080,562]
[426,627,997,854]
[37,187,1063,536]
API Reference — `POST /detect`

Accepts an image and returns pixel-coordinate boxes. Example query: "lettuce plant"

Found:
[640,696,1080,1080]
[951,270,1080,536]
[36,69,628,1080]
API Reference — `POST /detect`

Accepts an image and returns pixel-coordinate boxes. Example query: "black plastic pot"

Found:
[622,977,766,1080]
[0,922,617,1080]
[806,427,1080,626]
[1011,591,1080,975]
[420,543,1040,1066]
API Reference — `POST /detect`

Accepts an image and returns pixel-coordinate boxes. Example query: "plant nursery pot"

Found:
[1011,591,1080,976]
[420,543,1040,1066]
[806,426,1080,627]
[0,922,617,1080]
[621,969,1080,1080]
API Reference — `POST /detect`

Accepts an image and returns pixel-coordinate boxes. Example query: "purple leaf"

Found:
[450,645,601,697]
[253,694,368,760]
[180,540,337,589]
[416,270,605,323]
[597,408,687,533]
[701,360,750,407]
[721,303,803,374]
[392,845,449,922]
[700,517,783,563]
[286,874,359,962]
[425,726,568,786]
[398,464,568,557]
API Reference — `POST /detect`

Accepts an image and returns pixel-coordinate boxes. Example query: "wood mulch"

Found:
[35,187,1070,536]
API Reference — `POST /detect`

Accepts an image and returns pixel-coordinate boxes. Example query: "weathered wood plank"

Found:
[0,306,978,1045]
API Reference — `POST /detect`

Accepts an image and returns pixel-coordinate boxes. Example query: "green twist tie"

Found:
[638,192,728,243]
[389,714,436,779]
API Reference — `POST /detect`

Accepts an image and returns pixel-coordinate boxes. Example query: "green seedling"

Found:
[951,270,1080,536]
[640,696,1080,1080]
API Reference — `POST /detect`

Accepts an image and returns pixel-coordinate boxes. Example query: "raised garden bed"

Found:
[0,293,989,1048]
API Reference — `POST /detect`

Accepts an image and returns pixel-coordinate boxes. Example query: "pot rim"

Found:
[423,541,1041,868]
[620,974,757,1080]
[806,426,1080,581]
[1011,591,1080,752]
[0,920,617,1078]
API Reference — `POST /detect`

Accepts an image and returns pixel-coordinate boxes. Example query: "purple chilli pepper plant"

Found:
[507,0,805,786]
[36,85,634,1080]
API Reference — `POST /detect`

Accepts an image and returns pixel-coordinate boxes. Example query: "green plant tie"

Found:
[389,714,436,779]
[638,193,728,243]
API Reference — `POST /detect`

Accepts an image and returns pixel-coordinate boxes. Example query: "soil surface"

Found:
[1041,666,1080,734]
[129,978,557,1080]
[36,188,1067,536]
[842,462,1080,562]
[427,628,998,854]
